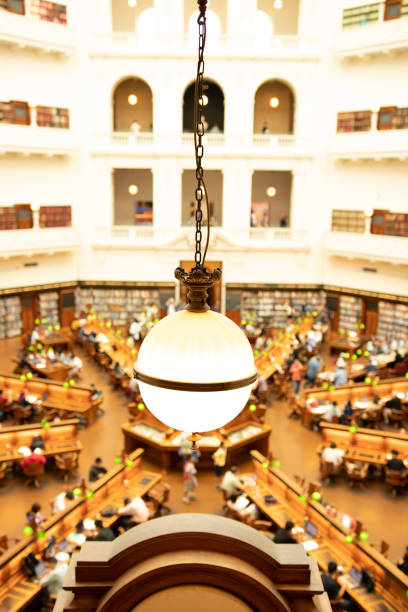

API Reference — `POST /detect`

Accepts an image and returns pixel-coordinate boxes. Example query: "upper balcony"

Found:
[330,128,408,161]
[324,231,408,266]
[92,226,312,255]
[0,5,74,55]
[89,33,319,61]
[0,226,80,259]
[335,2,408,59]
[0,123,76,157]
[92,132,314,161]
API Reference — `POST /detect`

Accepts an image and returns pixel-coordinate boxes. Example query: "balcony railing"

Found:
[0,124,76,156]
[93,226,311,252]
[324,231,408,265]
[0,8,74,54]
[336,6,408,57]
[90,33,318,59]
[330,129,408,160]
[93,132,313,158]
[0,227,80,259]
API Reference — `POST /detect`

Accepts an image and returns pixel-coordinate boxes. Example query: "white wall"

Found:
[0,0,407,299]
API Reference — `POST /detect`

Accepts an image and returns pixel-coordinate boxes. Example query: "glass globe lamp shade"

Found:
[128,94,138,106]
[135,309,256,432]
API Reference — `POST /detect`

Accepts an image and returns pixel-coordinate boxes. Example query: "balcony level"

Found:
[92,132,314,161]
[330,129,408,161]
[335,4,408,59]
[0,124,76,157]
[324,231,408,266]
[92,226,311,254]
[89,33,320,61]
[0,227,80,259]
[0,8,74,55]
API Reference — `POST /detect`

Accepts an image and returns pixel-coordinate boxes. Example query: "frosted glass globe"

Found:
[135,309,255,432]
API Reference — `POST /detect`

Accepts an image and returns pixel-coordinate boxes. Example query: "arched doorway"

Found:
[112,77,153,132]
[253,80,295,134]
[182,80,224,133]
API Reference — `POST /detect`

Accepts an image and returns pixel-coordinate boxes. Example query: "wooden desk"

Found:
[82,317,137,379]
[317,422,408,468]
[0,448,160,612]
[122,410,272,470]
[37,330,72,352]
[28,360,70,382]
[254,317,314,380]
[0,374,102,426]
[0,419,82,465]
[329,333,369,355]
[302,376,408,429]
[248,450,408,612]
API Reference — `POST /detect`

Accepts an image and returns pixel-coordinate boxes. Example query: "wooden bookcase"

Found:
[337,111,371,133]
[0,100,30,125]
[39,205,71,227]
[342,3,380,28]
[29,0,67,24]
[331,210,365,233]
[36,106,69,129]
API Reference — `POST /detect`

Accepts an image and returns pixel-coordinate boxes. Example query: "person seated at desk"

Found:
[227,492,258,521]
[113,361,125,377]
[339,400,354,425]
[89,457,108,482]
[88,331,97,344]
[52,490,75,514]
[273,520,297,544]
[383,392,403,424]
[116,496,149,530]
[397,546,408,575]
[321,442,344,467]
[96,332,108,344]
[334,364,348,387]
[321,562,354,610]
[47,347,56,362]
[21,450,46,471]
[366,357,378,376]
[90,383,102,401]
[127,378,140,402]
[26,502,46,528]
[324,401,341,423]
[386,449,407,471]
[88,519,115,541]
[17,389,30,407]
[39,556,69,598]
[69,354,83,378]
[129,319,142,343]
[221,466,242,498]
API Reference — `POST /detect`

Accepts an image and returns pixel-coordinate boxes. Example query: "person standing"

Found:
[306,355,320,386]
[212,441,227,490]
[289,358,303,396]
[182,453,198,504]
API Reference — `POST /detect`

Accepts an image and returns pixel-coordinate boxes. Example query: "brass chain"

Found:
[193,0,209,267]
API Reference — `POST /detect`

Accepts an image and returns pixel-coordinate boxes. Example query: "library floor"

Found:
[0,338,407,564]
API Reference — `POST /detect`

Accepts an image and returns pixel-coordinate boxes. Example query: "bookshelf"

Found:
[36,106,69,129]
[0,207,17,230]
[39,292,60,326]
[29,0,67,24]
[75,288,160,326]
[378,106,408,130]
[337,111,372,133]
[331,210,365,233]
[342,3,380,28]
[0,297,22,339]
[0,101,30,125]
[39,206,71,228]
[241,290,325,329]
[377,301,408,342]
[338,295,362,333]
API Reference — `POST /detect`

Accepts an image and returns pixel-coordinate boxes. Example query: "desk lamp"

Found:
[134,0,256,443]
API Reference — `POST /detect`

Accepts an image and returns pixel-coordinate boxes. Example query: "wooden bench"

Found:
[0,374,102,426]
[0,419,81,467]
[247,450,408,612]
[0,448,161,612]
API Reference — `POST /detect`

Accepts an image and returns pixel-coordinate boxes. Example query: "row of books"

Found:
[338,295,362,332]
[241,290,325,329]
[0,100,69,127]
[337,111,371,133]
[331,210,365,233]
[0,296,22,339]
[377,301,408,343]
[30,0,67,24]
[39,206,71,228]
[75,288,160,325]
[38,292,60,326]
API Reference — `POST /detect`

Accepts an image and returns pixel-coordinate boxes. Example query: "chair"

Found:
[345,461,369,490]
[0,462,7,486]
[0,535,19,555]
[389,409,405,428]
[385,469,407,497]
[22,462,45,488]
[54,453,79,482]
[153,483,172,517]
[319,460,343,486]
[361,408,382,429]
[13,404,32,425]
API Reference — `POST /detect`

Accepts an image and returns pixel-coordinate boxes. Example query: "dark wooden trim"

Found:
[135,368,258,392]
[0,418,79,435]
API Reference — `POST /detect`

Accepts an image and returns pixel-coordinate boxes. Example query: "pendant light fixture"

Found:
[134,0,256,442]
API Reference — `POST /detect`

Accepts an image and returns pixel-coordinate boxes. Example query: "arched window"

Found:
[182,80,224,133]
[253,80,295,134]
[253,10,273,47]
[111,0,154,33]
[184,0,227,34]
[112,77,153,133]
[257,0,300,35]
[136,7,156,36]
[187,8,222,45]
